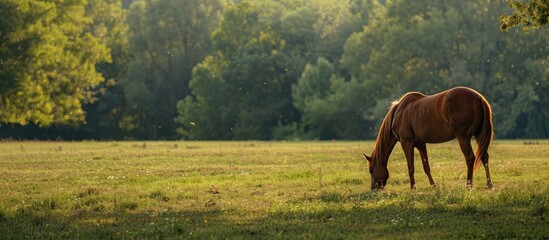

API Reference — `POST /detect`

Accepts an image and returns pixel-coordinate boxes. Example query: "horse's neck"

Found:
[373,127,398,167]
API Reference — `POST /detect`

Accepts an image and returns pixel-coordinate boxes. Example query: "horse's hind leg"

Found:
[476,138,494,189]
[417,144,435,186]
[482,155,494,189]
[457,136,475,188]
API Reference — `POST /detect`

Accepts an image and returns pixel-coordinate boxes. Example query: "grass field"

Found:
[0,140,548,239]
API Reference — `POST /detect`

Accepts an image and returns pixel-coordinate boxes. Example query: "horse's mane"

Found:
[372,101,398,167]
[372,93,424,167]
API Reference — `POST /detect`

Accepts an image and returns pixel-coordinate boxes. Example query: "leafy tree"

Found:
[500,0,549,31]
[293,58,335,111]
[292,57,369,139]
[0,0,111,126]
[276,0,369,73]
[177,1,289,140]
[81,0,131,139]
[123,0,223,139]
[332,0,549,138]
[177,0,368,140]
[3,0,547,140]
[175,55,234,140]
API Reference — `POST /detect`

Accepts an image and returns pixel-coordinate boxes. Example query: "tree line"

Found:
[1,0,548,140]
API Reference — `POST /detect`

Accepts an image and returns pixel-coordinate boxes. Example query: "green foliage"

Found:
[176,0,367,140]
[293,58,370,139]
[175,55,235,140]
[177,1,290,139]
[122,0,224,139]
[271,122,311,140]
[2,0,549,140]
[500,0,549,32]
[293,58,335,111]
[0,0,111,126]
[82,0,131,139]
[332,0,549,138]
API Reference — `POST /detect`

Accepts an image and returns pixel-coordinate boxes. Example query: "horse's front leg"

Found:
[401,141,416,189]
[417,144,435,186]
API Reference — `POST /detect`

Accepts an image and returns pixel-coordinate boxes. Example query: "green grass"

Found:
[0,140,548,239]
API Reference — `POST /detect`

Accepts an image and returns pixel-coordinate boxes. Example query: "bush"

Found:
[271,122,312,141]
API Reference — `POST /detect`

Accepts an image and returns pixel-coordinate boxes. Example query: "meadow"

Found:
[0,140,548,239]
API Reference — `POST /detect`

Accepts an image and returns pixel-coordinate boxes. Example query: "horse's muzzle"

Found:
[371,180,385,191]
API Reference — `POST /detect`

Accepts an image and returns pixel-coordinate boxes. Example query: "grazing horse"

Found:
[363,86,494,190]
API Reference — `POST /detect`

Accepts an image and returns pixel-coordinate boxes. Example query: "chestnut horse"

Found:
[364,86,494,190]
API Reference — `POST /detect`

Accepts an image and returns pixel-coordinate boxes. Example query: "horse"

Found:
[363,86,494,190]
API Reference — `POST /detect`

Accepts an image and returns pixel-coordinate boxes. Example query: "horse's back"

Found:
[392,91,451,142]
[392,86,487,143]
[445,86,484,101]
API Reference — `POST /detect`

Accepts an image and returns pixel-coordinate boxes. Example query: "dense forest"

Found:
[1,0,548,140]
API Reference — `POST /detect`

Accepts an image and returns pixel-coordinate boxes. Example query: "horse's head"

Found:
[363,153,389,191]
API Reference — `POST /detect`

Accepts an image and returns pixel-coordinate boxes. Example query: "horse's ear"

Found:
[363,153,372,162]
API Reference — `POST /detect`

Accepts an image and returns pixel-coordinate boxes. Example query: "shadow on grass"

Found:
[0,207,231,239]
[0,207,441,239]
[1,189,548,239]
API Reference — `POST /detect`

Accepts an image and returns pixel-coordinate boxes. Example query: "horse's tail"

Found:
[474,97,494,174]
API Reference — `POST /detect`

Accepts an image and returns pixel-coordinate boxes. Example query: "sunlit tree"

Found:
[500,0,549,32]
[0,0,110,126]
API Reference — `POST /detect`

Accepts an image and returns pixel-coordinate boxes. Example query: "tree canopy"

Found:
[1,0,548,140]
[500,0,549,31]
[0,0,111,126]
